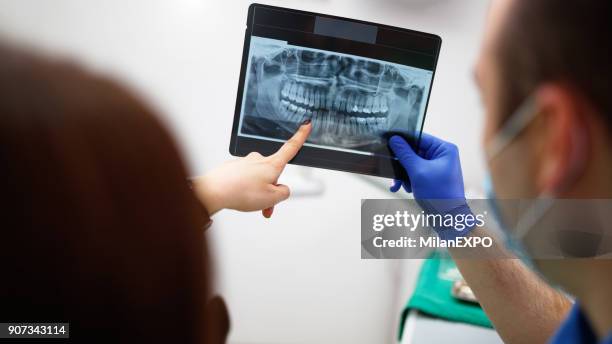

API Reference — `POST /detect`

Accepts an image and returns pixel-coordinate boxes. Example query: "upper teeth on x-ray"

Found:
[239,37,432,152]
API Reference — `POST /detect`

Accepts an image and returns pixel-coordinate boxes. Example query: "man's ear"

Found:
[534,84,588,195]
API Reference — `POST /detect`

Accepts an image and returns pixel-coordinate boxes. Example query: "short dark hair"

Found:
[496,0,612,123]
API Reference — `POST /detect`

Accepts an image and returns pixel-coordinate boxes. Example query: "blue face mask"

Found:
[482,95,547,267]
[483,173,535,267]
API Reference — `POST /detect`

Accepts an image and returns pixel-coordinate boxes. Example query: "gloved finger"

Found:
[268,184,291,204]
[262,207,274,218]
[389,135,423,174]
[417,133,450,159]
[390,179,402,193]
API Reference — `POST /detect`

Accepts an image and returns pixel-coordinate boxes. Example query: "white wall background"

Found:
[0,1,489,343]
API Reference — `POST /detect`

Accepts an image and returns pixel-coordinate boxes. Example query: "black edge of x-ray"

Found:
[229,3,442,182]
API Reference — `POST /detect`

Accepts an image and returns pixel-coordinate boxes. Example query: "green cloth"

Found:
[398,250,493,341]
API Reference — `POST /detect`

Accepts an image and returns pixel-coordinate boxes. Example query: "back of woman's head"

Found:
[0,44,216,342]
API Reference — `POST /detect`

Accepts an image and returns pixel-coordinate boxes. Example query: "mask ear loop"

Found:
[515,126,590,255]
[485,95,539,160]
[511,100,589,241]
[484,94,547,241]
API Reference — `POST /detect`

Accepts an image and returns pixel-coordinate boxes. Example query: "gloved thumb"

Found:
[389,135,422,174]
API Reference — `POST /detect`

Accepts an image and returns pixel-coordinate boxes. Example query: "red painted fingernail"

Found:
[302,119,311,125]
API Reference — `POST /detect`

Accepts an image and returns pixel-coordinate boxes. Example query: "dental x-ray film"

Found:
[230,4,441,180]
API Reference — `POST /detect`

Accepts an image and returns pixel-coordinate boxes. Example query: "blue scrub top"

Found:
[549,303,612,344]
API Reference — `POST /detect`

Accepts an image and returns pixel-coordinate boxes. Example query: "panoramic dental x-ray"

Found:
[238,37,432,155]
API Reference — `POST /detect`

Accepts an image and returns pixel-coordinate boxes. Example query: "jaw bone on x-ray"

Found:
[239,37,432,154]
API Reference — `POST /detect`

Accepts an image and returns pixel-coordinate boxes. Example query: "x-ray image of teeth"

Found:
[238,37,433,154]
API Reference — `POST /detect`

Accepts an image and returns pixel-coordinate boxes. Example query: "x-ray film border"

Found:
[236,36,260,137]
[239,133,398,157]
[250,38,434,82]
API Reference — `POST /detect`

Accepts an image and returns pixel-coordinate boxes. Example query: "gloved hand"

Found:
[388,133,473,239]
[388,133,466,199]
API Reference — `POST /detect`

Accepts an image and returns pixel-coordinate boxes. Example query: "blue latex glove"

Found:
[389,133,465,199]
[388,133,473,239]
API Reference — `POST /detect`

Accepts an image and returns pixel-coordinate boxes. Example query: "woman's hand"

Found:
[193,122,312,217]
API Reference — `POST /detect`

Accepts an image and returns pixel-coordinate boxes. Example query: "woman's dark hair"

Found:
[496,0,612,122]
[0,44,225,342]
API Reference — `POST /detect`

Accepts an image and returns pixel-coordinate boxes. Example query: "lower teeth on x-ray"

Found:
[239,37,432,154]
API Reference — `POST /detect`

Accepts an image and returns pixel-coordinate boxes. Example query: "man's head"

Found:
[476,0,612,289]
[477,0,612,198]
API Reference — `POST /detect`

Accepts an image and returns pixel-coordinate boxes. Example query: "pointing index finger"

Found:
[270,121,312,164]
